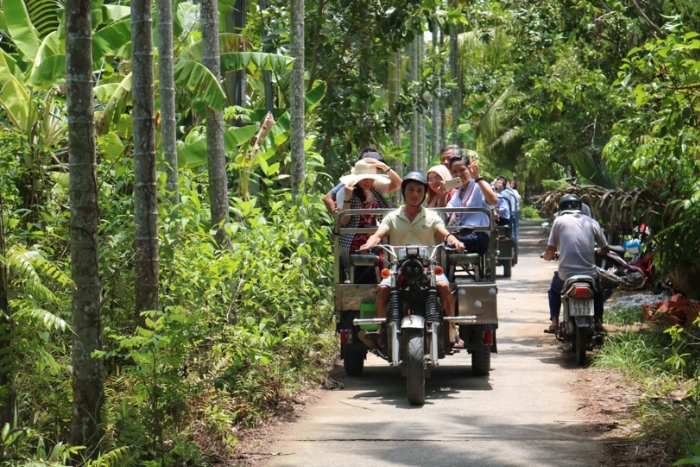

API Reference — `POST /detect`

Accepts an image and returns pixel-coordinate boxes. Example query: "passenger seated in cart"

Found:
[492,177,513,235]
[358,172,466,342]
[426,164,458,209]
[446,152,499,254]
[337,157,402,283]
[323,147,391,214]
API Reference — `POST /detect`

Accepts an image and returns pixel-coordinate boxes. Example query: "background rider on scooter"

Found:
[542,194,610,333]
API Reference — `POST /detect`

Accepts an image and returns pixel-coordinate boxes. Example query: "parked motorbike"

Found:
[552,275,605,365]
[596,224,658,300]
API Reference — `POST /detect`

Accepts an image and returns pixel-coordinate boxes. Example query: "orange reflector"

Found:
[484,330,493,345]
[434,266,444,276]
[573,286,594,299]
[381,268,391,279]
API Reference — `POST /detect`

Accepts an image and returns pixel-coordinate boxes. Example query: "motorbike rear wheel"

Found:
[575,327,587,366]
[406,329,425,406]
[343,347,366,377]
[471,349,491,376]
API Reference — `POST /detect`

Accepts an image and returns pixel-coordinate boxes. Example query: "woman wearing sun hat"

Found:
[337,157,401,283]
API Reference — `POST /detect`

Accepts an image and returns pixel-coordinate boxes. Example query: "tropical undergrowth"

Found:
[596,302,700,464]
[0,146,337,465]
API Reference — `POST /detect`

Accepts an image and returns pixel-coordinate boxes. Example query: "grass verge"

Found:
[596,301,700,465]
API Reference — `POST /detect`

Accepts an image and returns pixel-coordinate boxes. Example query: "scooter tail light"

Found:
[340,329,349,344]
[433,266,444,276]
[381,268,391,279]
[484,330,493,345]
[573,286,594,299]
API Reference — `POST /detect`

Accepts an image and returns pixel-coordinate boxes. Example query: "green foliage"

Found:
[603,30,700,277]
[518,205,540,220]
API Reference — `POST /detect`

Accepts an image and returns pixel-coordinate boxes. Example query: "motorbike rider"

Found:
[543,194,610,333]
[359,172,466,343]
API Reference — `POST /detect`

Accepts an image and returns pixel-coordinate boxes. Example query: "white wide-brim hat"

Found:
[340,159,389,186]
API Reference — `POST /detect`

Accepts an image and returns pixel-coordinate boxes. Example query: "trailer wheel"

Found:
[343,346,366,377]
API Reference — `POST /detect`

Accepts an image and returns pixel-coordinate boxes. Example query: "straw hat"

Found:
[340,159,389,186]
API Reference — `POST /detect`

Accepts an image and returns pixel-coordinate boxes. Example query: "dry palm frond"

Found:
[534,186,664,242]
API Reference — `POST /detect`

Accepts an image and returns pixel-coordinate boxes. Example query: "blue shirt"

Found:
[446,181,495,228]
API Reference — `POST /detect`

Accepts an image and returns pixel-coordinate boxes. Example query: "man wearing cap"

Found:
[359,172,466,345]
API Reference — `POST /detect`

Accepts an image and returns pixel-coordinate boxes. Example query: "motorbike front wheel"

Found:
[575,326,587,366]
[406,329,425,406]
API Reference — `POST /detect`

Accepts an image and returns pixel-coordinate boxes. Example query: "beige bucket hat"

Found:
[340,159,389,186]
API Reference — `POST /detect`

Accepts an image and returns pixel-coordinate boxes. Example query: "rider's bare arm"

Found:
[543,245,557,261]
[360,226,390,251]
[436,226,465,253]
[323,190,337,213]
[470,161,499,206]
[596,245,610,256]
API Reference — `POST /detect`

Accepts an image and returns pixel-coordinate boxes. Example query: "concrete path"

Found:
[263,221,601,467]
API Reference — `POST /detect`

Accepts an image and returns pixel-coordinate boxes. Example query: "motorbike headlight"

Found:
[400,258,425,282]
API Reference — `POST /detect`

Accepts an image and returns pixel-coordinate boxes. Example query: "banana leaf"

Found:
[568,150,616,189]
[4,0,41,60]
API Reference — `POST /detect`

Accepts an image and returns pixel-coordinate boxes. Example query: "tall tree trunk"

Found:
[225,0,247,110]
[259,0,274,114]
[66,0,104,450]
[449,0,462,144]
[417,38,426,173]
[157,0,178,205]
[132,0,160,321]
[409,39,419,171]
[201,0,230,247]
[388,50,402,205]
[0,191,11,428]
[290,0,305,200]
[431,17,442,160]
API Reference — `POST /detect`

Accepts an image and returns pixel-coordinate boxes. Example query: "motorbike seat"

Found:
[448,253,481,265]
[609,245,626,255]
[349,254,381,266]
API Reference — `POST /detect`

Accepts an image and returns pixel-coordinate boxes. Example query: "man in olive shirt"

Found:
[360,172,465,338]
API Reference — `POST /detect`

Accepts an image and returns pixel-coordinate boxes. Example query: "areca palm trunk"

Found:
[157,0,178,205]
[0,192,10,427]
[201,0,230,247]
[66,0,104,449]
[290,0,305,200]
[449,0,462,143]
[132,0,160,320]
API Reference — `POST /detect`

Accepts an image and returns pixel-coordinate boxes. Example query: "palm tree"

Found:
[201,0,230,247]
[132,0,160,320]
[290,0,305,200]
[65,0,104,450]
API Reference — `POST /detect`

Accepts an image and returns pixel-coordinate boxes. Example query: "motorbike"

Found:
[350,230,494,406]
[596,224,658,300]
[334,209,499,407]
[552,274,605,365]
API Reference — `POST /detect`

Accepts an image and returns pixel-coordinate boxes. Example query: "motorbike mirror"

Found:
[541,221,550,229]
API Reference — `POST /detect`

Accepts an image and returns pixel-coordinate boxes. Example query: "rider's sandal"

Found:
[452,338,465,349]
[544,324,557,334]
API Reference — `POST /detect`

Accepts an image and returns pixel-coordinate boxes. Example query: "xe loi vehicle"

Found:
[333,207,499,406]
